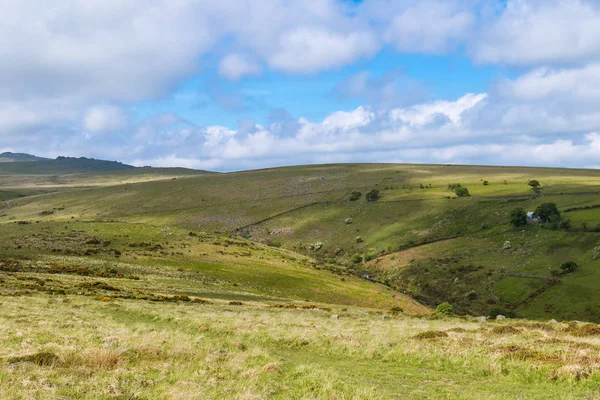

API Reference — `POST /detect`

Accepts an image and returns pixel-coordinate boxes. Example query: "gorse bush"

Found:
[435,302,453,317]
[366,189,379,202]
[348,191,362,201]
[454,187,470,197]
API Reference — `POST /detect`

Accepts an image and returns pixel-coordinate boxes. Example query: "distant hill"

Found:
[0,156,136,175]
[0,152,50,162]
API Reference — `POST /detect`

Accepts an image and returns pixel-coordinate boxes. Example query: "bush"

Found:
[534,202,561,223]
[366,189,379,202]
[483,180,489,186]
[489,307,516,319]
[454,186,470,197]
[348,191,362,201]
[560,261,578,273]
[435,302,454,317]
[559,218,572,231]
[510,207,527,227]
[350,253,362,264]
[528,180,541,188]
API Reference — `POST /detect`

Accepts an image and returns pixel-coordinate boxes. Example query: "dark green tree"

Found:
[510,207,527,227]
[454,186,470,197]
[366,189,380,202]
[348,191,362,201]
[534,202,561,223]
[560,261,578,273]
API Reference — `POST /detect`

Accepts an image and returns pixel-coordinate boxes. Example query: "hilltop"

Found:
[0,152,50,162]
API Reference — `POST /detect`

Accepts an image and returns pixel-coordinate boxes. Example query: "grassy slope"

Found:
[2,163,600,321]
[2,294,600,399]
[0,221,424,312]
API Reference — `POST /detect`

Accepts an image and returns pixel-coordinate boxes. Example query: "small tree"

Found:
[366,189,380,202]
[534,203,561,223]
[348,191,362,201]
[510,207,527,227]
[560,261,578,273]
[528,180,541,189]
[454,186,470,197]
[435,302,454,317]
[559,218,572,231]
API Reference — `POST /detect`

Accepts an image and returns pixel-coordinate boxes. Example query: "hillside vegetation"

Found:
[2,163,599,321]
[2,162,600,398]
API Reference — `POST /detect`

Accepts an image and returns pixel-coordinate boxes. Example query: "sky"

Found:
[2,0,600,171]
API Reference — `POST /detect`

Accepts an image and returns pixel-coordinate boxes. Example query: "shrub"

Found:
[560,261,578,273]
[350,253,362,264]
[528,180,541,188]
[366,189,379,202]
[489,307,516,319]
[454,187,470,197]
[348,191,362,201]
[510,207,527,227]
[389,306,403,314]
[435,302,454,317]
[559,219,572,231]
[483,180,489,186]
[534,203,561,223]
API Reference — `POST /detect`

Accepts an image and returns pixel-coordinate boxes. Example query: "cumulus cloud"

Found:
[268,28,379,73]
[383,1,474,53]
[473,0,600,65]
[219,54,262,80]
[83,105,128,135]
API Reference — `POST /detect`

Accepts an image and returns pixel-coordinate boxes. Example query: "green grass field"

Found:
[2,161,600,398]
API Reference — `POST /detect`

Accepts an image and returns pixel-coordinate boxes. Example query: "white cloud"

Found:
[473,0,600,65]
[83,105,127,134]
[219,54,262,80]
[268,28,379,73]
[383,1,474,53]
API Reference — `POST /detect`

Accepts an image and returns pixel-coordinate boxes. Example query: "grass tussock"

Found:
[413,330,449,340]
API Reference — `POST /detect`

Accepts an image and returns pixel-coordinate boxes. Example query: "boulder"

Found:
[355,236,364,243]
[335,248,342,255]
[313,242,324,251]
[331,314,339,320]
[344,218,352,225]
[496,315,506,321]
[593,246,600,260]
[503,241,511,250]
[548,319,558,324]
[475,316,487,323]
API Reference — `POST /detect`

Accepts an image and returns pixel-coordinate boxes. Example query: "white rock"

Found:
[475,316,487,323]
[548,319,558,323]
[331,314,339,320]
[503,241,511,250]
[496,315,506,320]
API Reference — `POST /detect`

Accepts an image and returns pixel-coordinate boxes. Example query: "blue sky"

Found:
[1,0,600,170]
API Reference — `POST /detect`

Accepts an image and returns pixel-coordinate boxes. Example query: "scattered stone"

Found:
[344,218,352,225]
[335,248,342,255]
[503,241,511,250]
[593,246,600,260]
[331,314,339,320]
[453,277,459,285]
[313,242,323,251]
[355,236,364,243]
[475,316,488,323]
[496,315,506,321]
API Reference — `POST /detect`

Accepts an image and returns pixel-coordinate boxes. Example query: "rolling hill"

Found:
[2,161,600,399]
[2,163,600,321]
